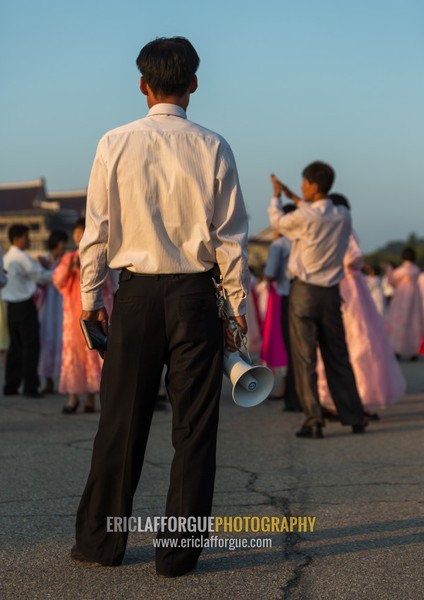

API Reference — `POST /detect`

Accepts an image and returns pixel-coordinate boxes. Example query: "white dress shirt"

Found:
[2,245,52,302]
[268,196,351,287]
[80,103,249,315]
[264,237,292,295]
[0,247,7,289]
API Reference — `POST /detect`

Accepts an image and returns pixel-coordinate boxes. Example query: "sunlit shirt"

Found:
[80,103,249,315]
[268,196,351,287]
[2,245,51,302]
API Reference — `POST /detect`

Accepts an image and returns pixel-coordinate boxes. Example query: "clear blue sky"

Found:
[1,0,423,252]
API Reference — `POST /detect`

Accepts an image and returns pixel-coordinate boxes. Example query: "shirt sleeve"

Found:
[268,196,303,240]
[211,142,250,316]
[21,253,52,285]
[344,232,364,272]
[79,142,110,311]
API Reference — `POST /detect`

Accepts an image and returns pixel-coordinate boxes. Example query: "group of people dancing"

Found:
[0,220,115,413]
[1,172,423,429]
[246,165,424,434]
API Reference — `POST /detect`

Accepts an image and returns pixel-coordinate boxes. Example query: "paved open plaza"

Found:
[1,360,423,600]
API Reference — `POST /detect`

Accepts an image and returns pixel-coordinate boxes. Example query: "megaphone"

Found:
[223,350,274,408]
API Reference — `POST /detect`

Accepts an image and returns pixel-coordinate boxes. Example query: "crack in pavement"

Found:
[219,463,314,600]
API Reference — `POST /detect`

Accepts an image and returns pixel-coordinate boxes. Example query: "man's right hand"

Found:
[270,173,300,203]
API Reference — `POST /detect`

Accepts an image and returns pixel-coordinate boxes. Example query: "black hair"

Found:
[302,161,335,195]
[47,229,69,251]
[283,203,297,214]
[8,224,29,243]
[73,218,85,231]
[136,36,200,97]
[328,192,351,210]
[402,246,416,262]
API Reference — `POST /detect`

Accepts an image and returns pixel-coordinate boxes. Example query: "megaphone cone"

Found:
[223,350,274,407]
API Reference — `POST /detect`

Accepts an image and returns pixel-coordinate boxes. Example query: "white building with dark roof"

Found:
[0,179,86,255]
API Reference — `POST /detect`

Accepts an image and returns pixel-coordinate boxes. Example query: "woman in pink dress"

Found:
[53,219,114,414]
[245,272,262,356]
[317,195,406,416]
[385,247,424,360]
[416,272,424,355]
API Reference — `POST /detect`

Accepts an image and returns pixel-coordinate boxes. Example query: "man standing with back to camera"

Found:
[71,37,249,577]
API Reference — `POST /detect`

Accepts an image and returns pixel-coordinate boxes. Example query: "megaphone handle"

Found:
[228,320,251,363]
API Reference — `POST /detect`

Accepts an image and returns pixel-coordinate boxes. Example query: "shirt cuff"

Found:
[225,295,246,317]
[81,291,105,312]
[270,195,284,211]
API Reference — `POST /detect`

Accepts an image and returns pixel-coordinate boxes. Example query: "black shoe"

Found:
[321,407,340,421]
[295,424,323,439]
[62,400,80,414]
[363,410,380,421]
[283,402,302,412]
[3,389,20,396]
[70,545,105,567]
[156,560,198,578]
[23,391,44,398]
[352,424,367,434]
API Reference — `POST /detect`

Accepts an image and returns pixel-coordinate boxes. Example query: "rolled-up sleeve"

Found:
[79,142,109,311]
[211,143,249,316]
[268,196,303,240]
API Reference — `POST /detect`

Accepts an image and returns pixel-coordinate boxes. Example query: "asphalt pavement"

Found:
[0,359,423,600]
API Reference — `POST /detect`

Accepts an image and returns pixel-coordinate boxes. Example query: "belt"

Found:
[120,268,213,282]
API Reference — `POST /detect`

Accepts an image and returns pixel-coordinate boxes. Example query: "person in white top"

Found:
[2,225,51,397]
[0,247,7,289]
[72,37,249,575]
[268,162,366,439]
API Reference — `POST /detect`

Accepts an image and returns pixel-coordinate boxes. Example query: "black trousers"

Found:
[280,295,300,410]
[75,271,223,575]
[288,278,364,426]
[4,298,40,394]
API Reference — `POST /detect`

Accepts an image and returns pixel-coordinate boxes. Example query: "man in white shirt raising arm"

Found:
[268,162,367,439]
[2,224,52,398]
[72,36,249,577]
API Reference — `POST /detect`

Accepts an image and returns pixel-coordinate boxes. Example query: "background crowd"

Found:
[1,178,423,422]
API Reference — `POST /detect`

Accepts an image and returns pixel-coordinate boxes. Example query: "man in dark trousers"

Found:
[2,225,51,397]
[72,37,249,576]
[268,162,367,439]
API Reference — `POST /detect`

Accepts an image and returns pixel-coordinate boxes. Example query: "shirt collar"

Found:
[147,103,187,119]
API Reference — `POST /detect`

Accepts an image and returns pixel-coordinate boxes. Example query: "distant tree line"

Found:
[364,233,424,271]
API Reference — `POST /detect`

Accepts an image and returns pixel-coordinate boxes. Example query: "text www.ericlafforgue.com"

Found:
[152,535,272,551]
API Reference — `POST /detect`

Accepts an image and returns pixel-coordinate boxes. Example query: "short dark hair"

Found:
[8,224,29,243]
[302,161,335,195]
[283,203,297,214]
[328,192,351,210]
[136,36,200,97]
[73,218,85,232]
[402,246,416,262]
[47,229,68,251]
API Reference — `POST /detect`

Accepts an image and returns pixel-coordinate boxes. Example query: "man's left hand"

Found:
[80,308,109,336]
